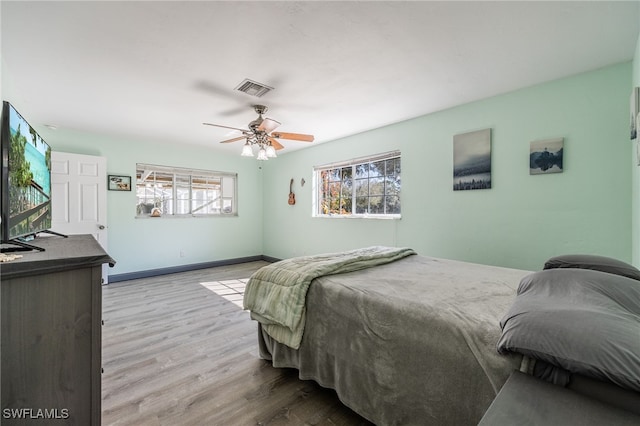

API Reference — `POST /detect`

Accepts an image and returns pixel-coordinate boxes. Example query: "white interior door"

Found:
[50,151,109,283]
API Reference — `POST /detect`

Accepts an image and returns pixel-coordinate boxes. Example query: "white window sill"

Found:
[135,214,237,219]
[313,214,401,220]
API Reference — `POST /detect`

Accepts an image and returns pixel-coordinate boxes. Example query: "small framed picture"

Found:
[530,138,564,175]
[631,87,639,140]
[637,114,640,165]
[108,175,131,191]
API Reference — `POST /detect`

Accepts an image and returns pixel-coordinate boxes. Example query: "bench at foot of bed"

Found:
[479,371,640,426]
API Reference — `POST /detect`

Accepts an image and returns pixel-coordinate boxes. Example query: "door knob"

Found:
[98,225,106,230]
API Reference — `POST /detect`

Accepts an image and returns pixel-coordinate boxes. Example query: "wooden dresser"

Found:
[1,234,114,425]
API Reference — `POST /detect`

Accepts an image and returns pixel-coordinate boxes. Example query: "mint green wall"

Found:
[262,63,632,271]
[42,130,265,276]
[632,28,640,267]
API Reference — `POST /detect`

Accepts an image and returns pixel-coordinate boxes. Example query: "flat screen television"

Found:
[1,101,53,251]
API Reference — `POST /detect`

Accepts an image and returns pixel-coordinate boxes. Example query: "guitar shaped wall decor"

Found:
[288,178,296,205]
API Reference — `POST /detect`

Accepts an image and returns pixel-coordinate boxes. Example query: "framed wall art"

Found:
[108,175,131,191]
[453,128,491,190]
[631,87,639,140]
[637,114,640,165]
[530,138,564,175]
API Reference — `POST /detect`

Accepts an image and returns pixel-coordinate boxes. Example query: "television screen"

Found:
[1,101,52,241]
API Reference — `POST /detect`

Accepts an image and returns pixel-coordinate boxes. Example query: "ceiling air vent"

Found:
[235,79,273,98]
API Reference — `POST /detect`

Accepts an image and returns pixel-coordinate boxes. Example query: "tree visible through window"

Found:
[135,164,237,217]
[315,152,401,217]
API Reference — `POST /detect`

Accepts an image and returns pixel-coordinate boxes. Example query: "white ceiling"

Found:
[2,1,639,156]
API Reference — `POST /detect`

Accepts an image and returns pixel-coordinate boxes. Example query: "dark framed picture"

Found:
[108,175,131,191]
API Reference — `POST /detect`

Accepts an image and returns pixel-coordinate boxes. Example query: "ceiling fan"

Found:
[203,105,314,159]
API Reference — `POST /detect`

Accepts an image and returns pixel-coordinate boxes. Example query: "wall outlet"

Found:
[179,250,185,258]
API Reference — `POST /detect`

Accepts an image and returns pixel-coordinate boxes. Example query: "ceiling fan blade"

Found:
[203,122,248,133]
[219,136,247,144]
[271,132,314,142]
[258,118,281,133]
[268,137,284,150]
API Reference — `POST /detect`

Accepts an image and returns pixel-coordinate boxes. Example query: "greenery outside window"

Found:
[314,151,401,218]
[136,164,237,217]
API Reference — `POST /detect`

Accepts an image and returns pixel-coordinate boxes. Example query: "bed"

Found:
[243,248,640,425]
[244,247,531,425]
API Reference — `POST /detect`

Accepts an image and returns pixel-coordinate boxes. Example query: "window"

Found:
[136,164,237,217]
[314,151,401,218]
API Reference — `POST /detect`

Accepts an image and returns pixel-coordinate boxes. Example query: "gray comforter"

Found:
[256,254,530,425]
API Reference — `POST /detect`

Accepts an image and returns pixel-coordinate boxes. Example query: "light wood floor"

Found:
[101,261,373,426]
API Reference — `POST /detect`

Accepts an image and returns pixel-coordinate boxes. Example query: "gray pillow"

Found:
[543,254,640,281]
[498,269,640,392]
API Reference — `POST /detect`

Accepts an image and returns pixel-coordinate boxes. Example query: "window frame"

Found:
[135,163,238,218]
[313,151,401,219]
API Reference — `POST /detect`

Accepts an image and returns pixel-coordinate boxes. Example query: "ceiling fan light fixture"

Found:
[241,142,254,157]
[256,147,269,161]
[265,145,277,158]
[206,104,314,161]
